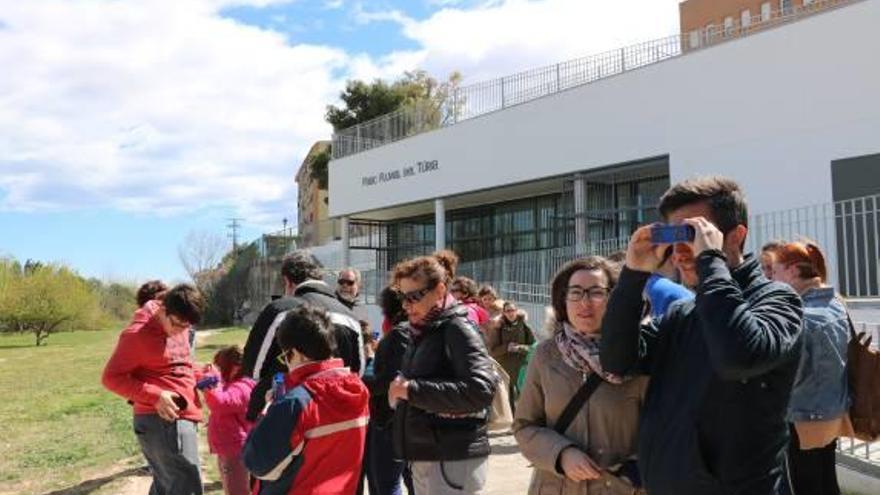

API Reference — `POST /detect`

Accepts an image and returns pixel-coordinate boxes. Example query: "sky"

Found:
[0,0,681,283]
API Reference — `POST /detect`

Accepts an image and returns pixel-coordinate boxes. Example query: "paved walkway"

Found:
[484,432,533,494]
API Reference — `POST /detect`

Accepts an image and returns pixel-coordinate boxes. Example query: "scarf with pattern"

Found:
[554,321,623,384]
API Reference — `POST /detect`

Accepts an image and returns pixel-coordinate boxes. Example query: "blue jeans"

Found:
[133,414,203,495]
[368,422,413,495]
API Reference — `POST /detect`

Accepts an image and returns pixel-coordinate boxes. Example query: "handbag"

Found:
[554,373,645,495]
[488,358,514,431]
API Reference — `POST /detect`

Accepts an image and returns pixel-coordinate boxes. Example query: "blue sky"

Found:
[0,0,680,283]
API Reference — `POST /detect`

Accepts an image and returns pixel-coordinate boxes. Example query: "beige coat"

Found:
[513,337,648,495]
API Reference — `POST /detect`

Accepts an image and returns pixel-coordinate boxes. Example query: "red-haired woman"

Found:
[771,240,851,495]
[387,250,496,495]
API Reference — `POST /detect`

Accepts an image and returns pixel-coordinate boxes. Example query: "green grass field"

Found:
[0,326,249,495]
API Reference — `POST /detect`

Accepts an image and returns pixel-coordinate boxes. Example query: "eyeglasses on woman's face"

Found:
[564,286,610,303]
[398,286,433,304]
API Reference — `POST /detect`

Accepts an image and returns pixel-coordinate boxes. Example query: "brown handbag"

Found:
[846,314,880,441]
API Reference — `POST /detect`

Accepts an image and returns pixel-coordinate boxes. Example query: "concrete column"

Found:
[434,198,446,251]
[340,216,350,267]
[573,174,588,254]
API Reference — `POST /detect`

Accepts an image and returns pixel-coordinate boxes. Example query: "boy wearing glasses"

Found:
[243,305,370,495]
[102,284,206,495]
[600,177,803,495]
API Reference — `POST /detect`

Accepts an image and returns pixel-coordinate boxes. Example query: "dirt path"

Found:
[80,434,531,495]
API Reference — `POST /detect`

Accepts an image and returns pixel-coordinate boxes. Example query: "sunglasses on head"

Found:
[337,279,356,286]
[397,285,433,304]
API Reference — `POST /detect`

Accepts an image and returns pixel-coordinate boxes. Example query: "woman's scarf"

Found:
[554,322,623,384]
[410,294,457,337]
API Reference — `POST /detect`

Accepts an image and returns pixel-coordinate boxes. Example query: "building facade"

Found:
[295,141,341,247]
[328,0,880,296]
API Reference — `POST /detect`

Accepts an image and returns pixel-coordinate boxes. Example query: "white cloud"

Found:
[0,0,345,227]
[0,0,683,229]
[368,0,682,83]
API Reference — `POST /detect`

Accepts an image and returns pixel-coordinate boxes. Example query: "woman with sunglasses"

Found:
[387,250,497,495]
[514,256,648,495]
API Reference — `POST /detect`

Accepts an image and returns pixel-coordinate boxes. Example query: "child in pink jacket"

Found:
[199,345,255,495]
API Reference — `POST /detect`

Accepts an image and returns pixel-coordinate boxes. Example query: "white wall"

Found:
[330,0,880,217]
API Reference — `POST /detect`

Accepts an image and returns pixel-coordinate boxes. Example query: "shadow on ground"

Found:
[42,467,149,495]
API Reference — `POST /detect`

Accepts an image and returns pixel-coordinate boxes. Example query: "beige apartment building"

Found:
[295,141,340,247]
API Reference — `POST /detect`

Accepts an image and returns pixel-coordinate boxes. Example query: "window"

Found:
[689,30,700,48]
[761,2,772,21]
[705,23,715,42]
[741,9,751,27]
[724,16,734,35]
[780,0,792,15]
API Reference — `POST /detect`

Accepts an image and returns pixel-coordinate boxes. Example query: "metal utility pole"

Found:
[227,217,243,251]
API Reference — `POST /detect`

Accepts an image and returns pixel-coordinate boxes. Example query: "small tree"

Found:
[178,230,229,294]
[2,264,101,346]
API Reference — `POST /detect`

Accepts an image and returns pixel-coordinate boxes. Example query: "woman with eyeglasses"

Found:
[514,256,648,495]
[487,300,535,412]
[387,250,497,495]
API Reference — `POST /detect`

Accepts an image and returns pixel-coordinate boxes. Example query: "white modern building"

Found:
[328,0,880,297]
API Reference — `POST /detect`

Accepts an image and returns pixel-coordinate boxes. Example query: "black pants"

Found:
[787,424,840,495]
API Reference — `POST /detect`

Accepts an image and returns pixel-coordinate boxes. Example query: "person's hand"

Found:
[559,447,602,482]
[264,387,275,406]
[684,217,724,257]
[507,342,517,353]
[625,224,668,273]
[388,375,410,403]
[155,390,181,421]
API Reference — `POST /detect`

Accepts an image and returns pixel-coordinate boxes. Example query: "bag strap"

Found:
[554,373,603,435]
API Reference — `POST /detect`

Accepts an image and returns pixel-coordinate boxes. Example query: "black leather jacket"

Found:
[601,252,804,495]
[392,305,497,461]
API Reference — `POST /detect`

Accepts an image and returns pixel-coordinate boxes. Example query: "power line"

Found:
[227,218,244,251]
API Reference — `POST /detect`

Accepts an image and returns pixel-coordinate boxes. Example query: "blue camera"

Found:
[650,224,695,244]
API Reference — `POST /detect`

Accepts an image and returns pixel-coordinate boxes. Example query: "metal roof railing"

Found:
[331,0,863,160]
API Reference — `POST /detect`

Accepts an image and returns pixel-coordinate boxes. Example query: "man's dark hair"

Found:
[281,250,323,285]
[658,176,749,234]
[276,304,336,361]
[162,284,205,325]
[378,286,406,325]
[136,280,168,307]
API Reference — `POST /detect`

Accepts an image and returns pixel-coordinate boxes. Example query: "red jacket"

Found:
[243,358,369,495]
[204,376,255,457]
[101,301,202,421]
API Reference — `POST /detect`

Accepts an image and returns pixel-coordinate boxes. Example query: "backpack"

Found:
[846,314,880,441]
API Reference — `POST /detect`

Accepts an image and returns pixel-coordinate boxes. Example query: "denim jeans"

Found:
[133,414,203,495]
[368,423,413,495]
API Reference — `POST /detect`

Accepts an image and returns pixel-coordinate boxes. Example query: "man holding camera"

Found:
[600,177,803,495]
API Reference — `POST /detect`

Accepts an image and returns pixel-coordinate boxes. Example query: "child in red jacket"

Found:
[198,345,255,495]
[243,304,370,495]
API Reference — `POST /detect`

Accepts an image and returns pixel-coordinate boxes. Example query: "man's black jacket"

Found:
[600,251,803,495]
[392,305,496,461]
[242,280,363,420]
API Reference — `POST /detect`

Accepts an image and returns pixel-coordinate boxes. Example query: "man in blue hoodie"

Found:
[601,176,803,495]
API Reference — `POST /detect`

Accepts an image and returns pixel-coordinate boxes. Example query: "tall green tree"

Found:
[325,70,462,131]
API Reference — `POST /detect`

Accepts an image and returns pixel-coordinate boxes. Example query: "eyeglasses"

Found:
[276,350,291,366]
[337,279,356,286]
[565,286,610,303]
[397,286,433,304]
